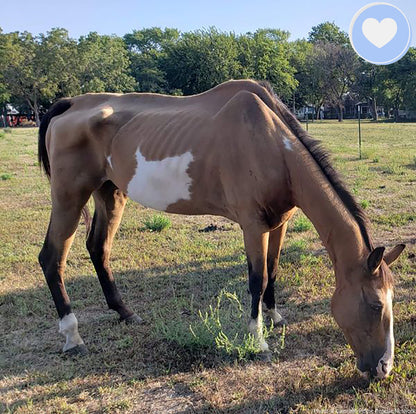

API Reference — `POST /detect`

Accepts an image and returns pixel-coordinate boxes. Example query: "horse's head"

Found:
[331,244,405,379]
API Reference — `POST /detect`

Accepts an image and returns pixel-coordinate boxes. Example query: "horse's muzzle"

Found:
[357,356,391,379]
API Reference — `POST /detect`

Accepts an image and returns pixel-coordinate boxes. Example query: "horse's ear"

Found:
[384,244,405,266]
[367,247,385,274]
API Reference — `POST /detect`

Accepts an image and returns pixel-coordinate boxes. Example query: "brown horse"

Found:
[38,79,404,379]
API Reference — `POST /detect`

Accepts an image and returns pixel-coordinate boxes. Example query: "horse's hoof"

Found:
[123,313,143,325]
[64,344,88,356]
[258,351,273,362]
[276,318,287,327]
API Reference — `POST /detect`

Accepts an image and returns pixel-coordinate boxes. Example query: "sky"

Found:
[1,0,415,45]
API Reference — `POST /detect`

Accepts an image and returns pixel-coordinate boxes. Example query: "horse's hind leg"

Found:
[87,181,141,323]
[39,186,92,354]
[262,222,288,326]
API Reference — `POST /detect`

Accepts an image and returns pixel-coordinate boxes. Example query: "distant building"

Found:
[398,110,416,120]
[321,93,385,120]
[295,106,316,120]
[1,104,36,127]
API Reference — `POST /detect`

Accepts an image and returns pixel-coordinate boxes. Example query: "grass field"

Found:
[0,121,415,413]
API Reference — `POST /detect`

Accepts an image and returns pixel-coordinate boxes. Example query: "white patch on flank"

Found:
[283,136,293,151]
[107,155,113,169]
[59,313,84,352]
[127,149,194,211]
[376,288,394,378]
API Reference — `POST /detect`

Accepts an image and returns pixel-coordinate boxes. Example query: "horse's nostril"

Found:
[380,360,388,374]
[357,360,371,373]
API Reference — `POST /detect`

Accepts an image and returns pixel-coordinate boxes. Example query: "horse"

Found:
[38,79,405,379]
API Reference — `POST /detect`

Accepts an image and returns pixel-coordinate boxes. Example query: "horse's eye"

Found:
[370,303,383,312]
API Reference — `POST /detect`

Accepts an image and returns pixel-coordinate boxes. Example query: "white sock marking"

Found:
[249,313,269,352]
[59,313,84,352]
[265,306,283,324]
[127,149,194,211]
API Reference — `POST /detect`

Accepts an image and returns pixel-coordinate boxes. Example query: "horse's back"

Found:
[46,80,291,221]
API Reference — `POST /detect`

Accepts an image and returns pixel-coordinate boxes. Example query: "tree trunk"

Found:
[26,97,40,126]
[0,106,6,127]
[34,102,40,127]
[394,108,399,123]
[337,103,343,122]
[369,98,378,121]
[315,100,324,120]
[292,90,296,113]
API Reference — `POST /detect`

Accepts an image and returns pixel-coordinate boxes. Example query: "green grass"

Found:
[291,215,313,232]
[0,172,12,180]
[373,212,415,226]
[0,124,415,413]
[154,288,277,360]
[142,213,171,232]
[360,199,370,209]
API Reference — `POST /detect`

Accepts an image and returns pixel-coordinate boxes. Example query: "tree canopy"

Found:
[0,22,415,125]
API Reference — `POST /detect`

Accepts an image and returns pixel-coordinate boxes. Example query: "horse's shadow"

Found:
[2,255,412,412]
[1,253,329,370]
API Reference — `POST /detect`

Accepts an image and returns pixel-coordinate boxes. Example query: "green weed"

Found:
[292,215,312,232]
[154,289,277,360]
[374,213,415,226]
[142,214,171,232]
[282,239,309,264]
[360,200,370,209]
[1,173,12,180]
[383,164,405,175]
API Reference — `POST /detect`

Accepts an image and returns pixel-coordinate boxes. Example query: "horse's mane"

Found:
[257,80,374,253]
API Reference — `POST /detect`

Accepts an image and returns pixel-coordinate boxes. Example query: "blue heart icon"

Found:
[349,2,412,65]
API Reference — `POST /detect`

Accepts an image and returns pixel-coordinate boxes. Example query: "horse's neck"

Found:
[287,149,367,272]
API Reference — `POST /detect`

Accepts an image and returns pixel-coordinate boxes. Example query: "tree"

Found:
[321,43,358,121]
[0,28,11,104]
[77,32,136,93]
[308,21,349,45]
[124,27,179,93]
[400,48,416,111]
[378,48,416,121]
[0,28,10,126]
[162,28,241,95]
[37,28,80,99]
[298,22,359,121]
[236,29,297,101]
[0,28,82,124]
[0,30,64,125]
[288,39,313,111]
[353,62,384,121]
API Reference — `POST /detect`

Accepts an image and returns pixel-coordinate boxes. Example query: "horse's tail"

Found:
[38,98,72,179]
[38,98,92,236]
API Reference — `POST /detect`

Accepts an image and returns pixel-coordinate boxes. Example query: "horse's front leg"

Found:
[263,222,289,326]
[242,226,270,352]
